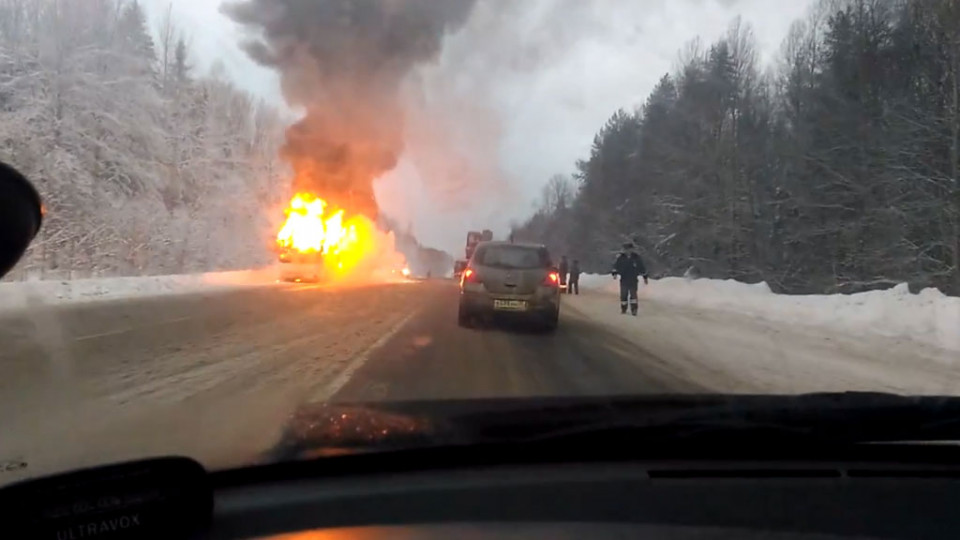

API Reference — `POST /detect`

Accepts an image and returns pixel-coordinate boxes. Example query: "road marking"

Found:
[282,284,326,292]
[74,329,130,342]
[281,280,419,293]
[310,310,419,402]
[73,316,195,342]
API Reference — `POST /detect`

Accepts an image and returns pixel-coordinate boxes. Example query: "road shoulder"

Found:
[564,292,960,395]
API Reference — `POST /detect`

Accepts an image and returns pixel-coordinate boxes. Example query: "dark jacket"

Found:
[612,252,647,283]
[558,258,569,276]
[569,261,581,278]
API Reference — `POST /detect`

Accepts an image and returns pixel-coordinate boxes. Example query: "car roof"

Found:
[476,241,546,250]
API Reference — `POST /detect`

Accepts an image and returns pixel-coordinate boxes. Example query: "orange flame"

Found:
[276,193,376,276]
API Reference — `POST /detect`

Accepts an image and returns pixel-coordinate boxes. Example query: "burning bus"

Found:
[274,192,407,283]
[275,193,360,282]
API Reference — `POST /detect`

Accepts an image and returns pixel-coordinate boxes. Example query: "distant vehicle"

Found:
[390,266,412,279]
[465,231,482,260]
[458,241,561,331]
[453,260,468,280]
[458,229,494,278]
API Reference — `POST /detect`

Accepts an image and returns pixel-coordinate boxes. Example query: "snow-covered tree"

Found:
[0,0,285,280]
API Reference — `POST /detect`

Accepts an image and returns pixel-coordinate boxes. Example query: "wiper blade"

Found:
[267,394,960,461]
[444,393,960,447]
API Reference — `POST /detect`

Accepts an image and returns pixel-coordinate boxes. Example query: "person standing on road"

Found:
[558,255,569,290]
[611,243,648,315]
[568,259,581,295]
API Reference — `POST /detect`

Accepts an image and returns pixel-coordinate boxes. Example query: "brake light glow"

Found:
[545,271,560,286]
[462,268,478,284]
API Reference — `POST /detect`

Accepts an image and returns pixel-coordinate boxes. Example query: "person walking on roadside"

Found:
[568,259,581,295]
[558,255,569,291]
[611,243,648,315]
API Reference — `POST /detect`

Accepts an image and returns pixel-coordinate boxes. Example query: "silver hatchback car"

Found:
[458,241,561,331]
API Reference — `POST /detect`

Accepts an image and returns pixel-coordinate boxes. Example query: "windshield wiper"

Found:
[267,393,960,462]
[441,393,960,447]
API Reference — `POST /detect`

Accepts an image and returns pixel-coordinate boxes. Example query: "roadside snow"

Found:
[578,274,959,353]
[564,294,960,395]
[0,268,279,313]
[578,273,622,294]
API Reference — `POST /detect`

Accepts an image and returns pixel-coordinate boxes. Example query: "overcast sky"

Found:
[142,0,814,253]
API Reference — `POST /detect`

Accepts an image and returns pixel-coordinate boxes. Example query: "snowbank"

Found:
[578,273,622,295]
[0,268,279,313]
[578,274,960,353]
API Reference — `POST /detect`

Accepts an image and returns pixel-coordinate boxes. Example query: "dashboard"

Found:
[211,455,960,539]
[255,523,877,539]
[7,445,960,539]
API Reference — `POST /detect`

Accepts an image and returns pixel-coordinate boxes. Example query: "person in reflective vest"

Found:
[611,243,648,315]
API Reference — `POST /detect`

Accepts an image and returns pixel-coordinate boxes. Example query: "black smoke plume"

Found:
[224,0,476,217]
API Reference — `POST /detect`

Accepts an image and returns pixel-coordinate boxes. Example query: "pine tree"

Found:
[174,37,191,84]
[116,0,157,77]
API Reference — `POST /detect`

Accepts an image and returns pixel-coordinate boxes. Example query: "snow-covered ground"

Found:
[0,265,416,314]
[564,292,960,395]
[0,268,280,313]
[577,274,959,353]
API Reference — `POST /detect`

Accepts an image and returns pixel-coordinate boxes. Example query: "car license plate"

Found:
[493,299,527,311]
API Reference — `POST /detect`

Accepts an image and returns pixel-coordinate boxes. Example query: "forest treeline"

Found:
[513,0,960,295]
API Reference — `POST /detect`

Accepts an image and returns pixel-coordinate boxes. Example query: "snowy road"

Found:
[1,279,956,484]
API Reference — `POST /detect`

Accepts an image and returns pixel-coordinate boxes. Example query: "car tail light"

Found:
[462,268,480,284]
[544,271,560,287]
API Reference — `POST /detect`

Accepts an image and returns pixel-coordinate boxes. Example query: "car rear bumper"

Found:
[460,289,559,318]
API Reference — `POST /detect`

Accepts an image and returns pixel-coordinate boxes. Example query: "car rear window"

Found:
[474,245,550,269]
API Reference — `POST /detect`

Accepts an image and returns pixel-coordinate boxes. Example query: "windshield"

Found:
[0,0,959,485]
[474,245,550,269]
